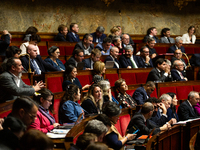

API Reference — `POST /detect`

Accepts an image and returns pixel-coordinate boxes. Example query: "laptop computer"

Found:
[77,62,85,70]
[105,61,114,69]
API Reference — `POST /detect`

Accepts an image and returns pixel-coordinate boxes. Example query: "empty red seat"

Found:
[193,85,200,92]
[135,72,149,84]
[159,87,176,96]
[47,77,63,93]
[155,47,167,55]
[185,47,194,54]
[106,74,119,87]
[65,46,74,55]
[38,46,48,56]
[176,86,193,100]
[121,73,136,85]
[119,114,131,137]
[59,46,66,56]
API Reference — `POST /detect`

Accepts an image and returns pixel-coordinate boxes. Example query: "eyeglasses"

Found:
[78,55,84,58]
[175,53,182,55]
[25,110,37,120]
[46,99,53,103]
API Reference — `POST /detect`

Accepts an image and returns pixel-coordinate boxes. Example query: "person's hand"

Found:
[82,84,91,90]
[85,68,91,70]
[164,66,171,74]
[168,118,177,125]
[3,30,8,35]
[184,77,188,81]
[151,53,157,59]
[33,81,46,91]
[159,103,167,114]
[160,123,171,131]
[126,134,137,140]
[127,66,131,69]
[0,118,4,130]
[145,56,150,63]
[108,89,112,101]
[53,123,60,128]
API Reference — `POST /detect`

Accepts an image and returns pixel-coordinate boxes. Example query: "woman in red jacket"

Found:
[29,88,60,133]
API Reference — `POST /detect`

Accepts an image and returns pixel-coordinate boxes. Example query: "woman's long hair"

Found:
[167,92,176,113]
[114,78,125,98]
[64,65,76,81]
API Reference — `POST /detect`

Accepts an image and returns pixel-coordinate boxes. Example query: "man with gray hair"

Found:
[84,119,108,142]
[91,26,106,43]
[178,91,200,121]
[104,46,121,68]
[119,45,140,68]
[171,60,188,81]
[168,36,185,53]
[121,34,130,49]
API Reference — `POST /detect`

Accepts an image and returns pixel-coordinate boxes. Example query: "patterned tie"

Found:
[31,59,40,75]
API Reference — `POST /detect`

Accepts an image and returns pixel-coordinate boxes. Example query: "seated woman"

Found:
[167,92,179,122]
[29,88,60,134]
[62,65,90,91]
[114,78,137,108]
[59,84,84,124]
[44,46,65,71]
[81,84,103,114]
[108,26,120,40]
[23,26,38,41]
[103,102,136,150]
[111,36,123,55]
[182,26,196,44]
[92,61,106,84]
[194,92,200,116]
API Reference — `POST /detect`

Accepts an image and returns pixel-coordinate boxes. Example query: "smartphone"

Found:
[133,129,139,134]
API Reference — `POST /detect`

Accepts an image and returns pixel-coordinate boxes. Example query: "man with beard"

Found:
[0,57,45,103]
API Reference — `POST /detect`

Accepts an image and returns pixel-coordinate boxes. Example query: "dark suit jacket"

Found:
[143,35,160,43]
[171,57,186,66]
[66,32,80,42]
[90,32,106,43]
[132,87,149,105]
[190,54,200,66]
[73,41,94,55]
[127,112,160,138]
[150,109,169,126]
[83,58,92,68]
[146,68,173,82]
[137,56,153,68]
[64,56,77,68]
[0,72,35,103]
[104,55,121,68]
[20,55,59,74]
[119,55,140,68]
[0,34,10,56]
[54,33,68,41]
[178,100,199,121]
[81,99,98,114]
[171,69,186,81]
[62,78,82,91]
[168,45,185,53]
[44,57,65,71]
[146,45,157,55]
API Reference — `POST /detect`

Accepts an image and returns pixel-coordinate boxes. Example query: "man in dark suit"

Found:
[127,102,169,138]
[160,28,175,43]
[73,34,94,55]
[132,81,155,105]
[119,45,140,68]
[171,60,188,81]
[0,30,11,56]
[104,46,121,68]
[83,49,101,70]
[190,53,200,66]
[137,46,154,68]
[117,26,134,45]
[95,37,112,55]
[66,23,80,42]
[90,26,106,43]
[0,57,45,103]
[54,24,68,41]
[171,49,187,67]
[146,58,172,82]
[143,27,160,43]
[168,36,185,53]
[65,49,84,68]
[121,34,131,49]
[146,37,157,59]
[20,44,59,74]
[178,91,200,121]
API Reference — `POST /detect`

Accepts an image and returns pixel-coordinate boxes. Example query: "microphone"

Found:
[182,53,191,69]
[19,53,32,73]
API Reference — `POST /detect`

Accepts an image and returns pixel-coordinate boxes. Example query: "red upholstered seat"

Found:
[126,90,136,97]
[119,114,131,137]
[185,47,194,54]
[176,86,193,100]
[106,74,119,87]
[193,85,200,92]
[22,78,31,85]
[0,110,11,118]
[38,46,48,56]
[47,77,63,93]
[76,75,92,87]
[59,46,66,56]
[114,119,122,136]
[194,48,200,53]
[73,131,84,144]
[60,60,66,64]
[159,87,176,96]
[65,46,74,55]
[155,47,167,55]
[53,98,61,123]
[135,73,149,84]
[151,88,157,98]
[121,73,136,85]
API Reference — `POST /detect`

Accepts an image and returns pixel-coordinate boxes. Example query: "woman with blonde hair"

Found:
[81,84,103,114]
[92,61,106,84]
[108,26,120,39]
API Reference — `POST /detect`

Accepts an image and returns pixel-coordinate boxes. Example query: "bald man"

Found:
[20,44,59,74]
[171,49,187,68]
[171,60,188,81]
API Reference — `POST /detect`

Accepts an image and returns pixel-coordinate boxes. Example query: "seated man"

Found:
[54,24,68,41]
[168,36,185,53]
[190,53,200,67]
[104,46,121,68]
[0,30,11,56]
[83,49,101,70]
[20,44,59,74]
[160,28,175,43]
[149,94,176,126]
[146,37,157,59]
[117,26,134,45]
[0,57,45,102]
[121,34,131,49]
[66,23,80,42]
[95,37,112,55]
[73,34,94,55]
[171,49,187,68]
[137,46,154,68]
[178,91,200,121]
[111,36,123,55]
[171,60,188,81]
[132,81,155,105]
[90,26,106,43]
[20,34,41,55]
[146,58,172,82]
[143,27,160,43]
[119,45,139,68]
[64,49,84,68]
[127,102,169,138]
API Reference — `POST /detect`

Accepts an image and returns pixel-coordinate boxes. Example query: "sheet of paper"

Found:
[47,129,70,138]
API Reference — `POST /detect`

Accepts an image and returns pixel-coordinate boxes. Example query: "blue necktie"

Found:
[31,59,40,75]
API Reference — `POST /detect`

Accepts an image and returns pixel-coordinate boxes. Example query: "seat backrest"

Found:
[121,73,136,85]
[105,74,119,87]
[193,85,200,92]
[155,47,167,55]
[119,114,131,137]
[159,86,176,97]
[0,100,15,118]
[176,86,193,100]
[135,72,149,84]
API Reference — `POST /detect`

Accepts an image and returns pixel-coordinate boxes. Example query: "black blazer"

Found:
[90,32,106,43]
[168,45,185,53]
[20,55,59,74]
[132,86,149,105]
[81,99,98,115]
[104,55,121,68]
[146,45,157,55]
[137,56,153,68]
[0,34,10,56]
[83,58,92,69]
[73,41,94,55]
[171,69,186,81]
[190,54,200,66]
[146,68,173,82]
[178,100,199,121]
[171,57,186,66]
[66,32,80,42]
[149,108,169,126]
[119,55,140,68]
[127,112,160,138]
[54,33,68,41]
[64,56,77,68]
[143,35,160,43]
